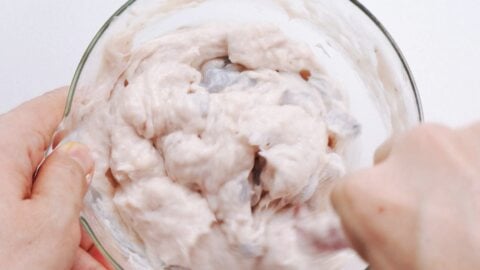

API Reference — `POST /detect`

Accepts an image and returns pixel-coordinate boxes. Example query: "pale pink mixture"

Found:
[69,24,360,269]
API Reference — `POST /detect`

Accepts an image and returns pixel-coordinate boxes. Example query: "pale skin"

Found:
[331,124,480,269]
[0,88,109,270]
[1,88,479,270]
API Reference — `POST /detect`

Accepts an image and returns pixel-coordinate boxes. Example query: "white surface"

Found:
[0,0,479,127]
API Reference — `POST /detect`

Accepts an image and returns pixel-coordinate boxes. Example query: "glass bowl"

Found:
[58,0,423,269]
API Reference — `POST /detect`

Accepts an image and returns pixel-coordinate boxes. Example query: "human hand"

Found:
[0,88,108,270]
[331,124,480,269]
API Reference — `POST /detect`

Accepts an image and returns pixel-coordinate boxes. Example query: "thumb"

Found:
[32,142,94,217]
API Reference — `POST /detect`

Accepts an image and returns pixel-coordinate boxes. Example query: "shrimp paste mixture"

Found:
[73,24,361,269]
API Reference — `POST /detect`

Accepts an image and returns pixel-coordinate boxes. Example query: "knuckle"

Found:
[337,178,357,204]
[330,182,344,208]
[333,170,372,211]
[42,87,67,102]
[344,170,370,195]
[415,123,452,137]
[408,124,454,148]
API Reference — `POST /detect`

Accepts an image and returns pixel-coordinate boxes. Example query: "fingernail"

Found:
[58,142,94,176]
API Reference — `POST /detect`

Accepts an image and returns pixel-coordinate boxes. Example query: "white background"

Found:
[0,0,479,127]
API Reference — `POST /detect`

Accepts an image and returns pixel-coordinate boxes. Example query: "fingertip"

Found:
[57,142,94,177]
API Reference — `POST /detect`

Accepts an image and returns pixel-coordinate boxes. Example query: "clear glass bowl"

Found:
[59,0,423,269]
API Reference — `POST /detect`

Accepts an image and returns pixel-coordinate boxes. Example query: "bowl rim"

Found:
[64,0,423,121]
[66,1,424,269]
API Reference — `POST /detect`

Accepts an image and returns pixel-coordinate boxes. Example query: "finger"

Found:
[330,169,379,261]
[80,227,113,270]
[80,225,95,251]
[89,245,114,270]
[0,87,68,199]
[454,124,480,172]
[72,248,107,270]
[52,128,69,149]
[464,122,480,133]
[460,123,480,149]
[373,136,396,165]
[32,142,93,221]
